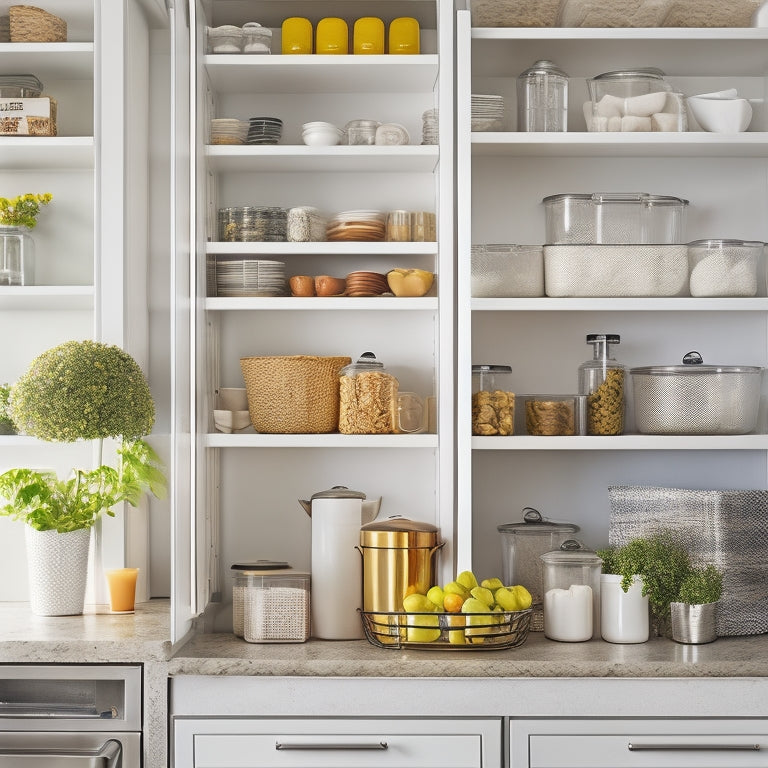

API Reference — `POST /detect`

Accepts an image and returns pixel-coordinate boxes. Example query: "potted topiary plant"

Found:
[0,339,166,616]
[598,532,693,640]
[670,563,723,645]
[0,383,17,435]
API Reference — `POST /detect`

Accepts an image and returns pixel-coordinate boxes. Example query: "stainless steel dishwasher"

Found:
[0,665,141,766]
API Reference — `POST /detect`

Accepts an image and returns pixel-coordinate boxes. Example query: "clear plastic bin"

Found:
[471,244,544,297]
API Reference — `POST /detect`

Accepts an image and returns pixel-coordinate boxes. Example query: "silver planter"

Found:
[670,601,718,644]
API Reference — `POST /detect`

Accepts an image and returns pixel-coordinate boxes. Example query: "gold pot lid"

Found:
[360,515,440,548]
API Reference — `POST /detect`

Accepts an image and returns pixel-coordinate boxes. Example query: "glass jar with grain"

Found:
[577,333,625,435]
[472,364,515,436]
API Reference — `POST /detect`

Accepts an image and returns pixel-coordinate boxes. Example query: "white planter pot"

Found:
[600,574,650,644]
[25,526,91,616]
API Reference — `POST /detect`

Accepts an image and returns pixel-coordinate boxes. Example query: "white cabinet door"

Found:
[512,719,768,768]
[175,718,501,768]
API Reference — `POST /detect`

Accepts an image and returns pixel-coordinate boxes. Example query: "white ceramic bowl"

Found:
[687,96,753,133]
[213,409,252,433]
[302,128,342,146]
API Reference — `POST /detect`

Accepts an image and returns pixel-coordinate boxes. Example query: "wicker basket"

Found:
[240,355,350,433]
[9,5,67,42]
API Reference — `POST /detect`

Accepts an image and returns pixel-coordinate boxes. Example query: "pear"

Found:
[426,585,445,609]
[470,586,495,608]
[405,612,440,643]
[481,577,504,591]
[462,596,494,644]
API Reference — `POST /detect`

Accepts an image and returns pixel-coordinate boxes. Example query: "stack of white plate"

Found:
[422,108,438,144]
[215,259,288,297]
[471,94,504,132]
[210,118,248,145]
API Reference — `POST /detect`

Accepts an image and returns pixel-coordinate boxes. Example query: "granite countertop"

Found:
[0,598,174,663]
[167,630,768,678]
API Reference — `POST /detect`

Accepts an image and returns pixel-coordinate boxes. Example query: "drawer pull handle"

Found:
[276,742,388,751]
[628,742,761,752]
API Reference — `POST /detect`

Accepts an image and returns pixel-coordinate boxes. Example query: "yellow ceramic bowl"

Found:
[316,17,349,55]
[281,17,312,54]
[388,17,420,55]
[353,17,384,55]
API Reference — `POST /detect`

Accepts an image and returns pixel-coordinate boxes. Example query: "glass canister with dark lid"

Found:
[497,507,580,631]
[578,333,626,436]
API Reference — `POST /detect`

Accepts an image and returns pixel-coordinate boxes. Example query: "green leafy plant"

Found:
[0,383,16,435]
[0,193,53,229]
[0,339,166,532]
[677,564,723,605]
[597,532,692,632]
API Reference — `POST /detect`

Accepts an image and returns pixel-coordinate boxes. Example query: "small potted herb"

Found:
[671,564,723,645]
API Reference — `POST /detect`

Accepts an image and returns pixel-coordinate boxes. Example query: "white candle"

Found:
[544,584,593,642]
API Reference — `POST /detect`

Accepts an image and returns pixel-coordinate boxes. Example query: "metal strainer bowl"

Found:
[630,351,763,435]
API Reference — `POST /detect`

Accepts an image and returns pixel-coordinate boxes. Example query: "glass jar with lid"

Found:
[472,364,515,435]
[517,59,568,132]
[541,540,602,641]
[578,333,625,435]
[338,352,423,434]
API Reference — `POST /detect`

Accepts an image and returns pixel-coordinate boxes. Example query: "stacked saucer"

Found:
[246,116,283,145]
[422,108,438,144]
[471,94,504,132]
[215,258,288,297]
[344,271,389,297]
[210,118,248,145]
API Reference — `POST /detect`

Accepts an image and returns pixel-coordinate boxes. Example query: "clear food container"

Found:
[345,119,381,145]
[497,507,580,632]
[515,394,587,436]
[542,193,689,245]
[687,239,764,297]
[517,59,568,132]
[0,74,43,98]
[472,364,515,435]
[231,561,310,643]
[287,206,327,242]
[578,333,626,436]
[541,540,602,642]
[586,68,686,132]
[471,244,544,297]
[630,351,764,435]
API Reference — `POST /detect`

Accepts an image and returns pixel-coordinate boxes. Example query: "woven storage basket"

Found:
[240,355,350,433]
[9,5,66,42]
[608,485,768,637]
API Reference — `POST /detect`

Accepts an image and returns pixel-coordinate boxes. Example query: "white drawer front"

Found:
[530,734,767,768]
[194,733,483,768]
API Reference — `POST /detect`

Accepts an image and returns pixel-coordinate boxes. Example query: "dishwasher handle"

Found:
[628,742,761,752]
[276,741,388,751]
[0,738,122,767]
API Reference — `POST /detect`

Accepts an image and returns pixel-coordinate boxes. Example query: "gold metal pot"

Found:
[358,516,443,612]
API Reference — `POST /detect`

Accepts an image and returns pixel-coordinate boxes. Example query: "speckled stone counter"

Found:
[0,599,174,768]
[169,629,768,678]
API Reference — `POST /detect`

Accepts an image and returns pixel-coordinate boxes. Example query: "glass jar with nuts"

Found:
[472,364,515,436]
[339,352,400,435]
[578,333,626,436]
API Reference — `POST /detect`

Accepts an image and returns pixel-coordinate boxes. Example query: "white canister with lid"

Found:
[541,540,602,641]
[302,486,376,639]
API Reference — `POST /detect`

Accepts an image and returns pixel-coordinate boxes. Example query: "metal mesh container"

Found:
[608,485,768,636]
[471,244,544,297]
[630,351,763,435]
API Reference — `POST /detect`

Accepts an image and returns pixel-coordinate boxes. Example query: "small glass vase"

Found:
[0,225,34,286]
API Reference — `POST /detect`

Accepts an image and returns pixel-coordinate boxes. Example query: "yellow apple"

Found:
[470,586,495,608]
[481,577,504,591]
[457,570,479,590]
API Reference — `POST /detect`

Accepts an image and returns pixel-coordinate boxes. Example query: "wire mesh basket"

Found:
[360,609,532,650]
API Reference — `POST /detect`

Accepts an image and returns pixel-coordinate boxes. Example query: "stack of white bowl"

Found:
[302,121,343,146]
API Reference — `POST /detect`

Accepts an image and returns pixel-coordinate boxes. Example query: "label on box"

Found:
[0,97,52,135]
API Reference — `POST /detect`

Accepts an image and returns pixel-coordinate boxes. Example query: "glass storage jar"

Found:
[386,210,411,241]
[541,540,602,642]
[0,226,34,286]
[472,364,515,435]
[688,239,763,297]
[578,333,625,435]
[281,17,312,54]
[517,59,568,132]
[287,206,327,242]
[345,119,381,145]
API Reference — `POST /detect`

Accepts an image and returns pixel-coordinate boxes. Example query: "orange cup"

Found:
[106,568,139,613]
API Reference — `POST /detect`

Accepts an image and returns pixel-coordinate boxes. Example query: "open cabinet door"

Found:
[169,0,195,644]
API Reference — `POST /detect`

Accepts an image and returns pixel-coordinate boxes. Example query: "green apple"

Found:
[457,570,479,590]
[470,586,495,608]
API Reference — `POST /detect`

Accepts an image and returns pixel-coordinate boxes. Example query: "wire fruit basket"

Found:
[360,608,532,650]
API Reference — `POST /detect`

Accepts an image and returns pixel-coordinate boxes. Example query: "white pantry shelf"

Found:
[204,54,439,94]
[470,132,768,159]
[0,43,93,79]
[471,297,768,312]
[205,296,437,310]
[207,241,437,256]
[205,145,440,173]
[472,434,768,450]
[205,432,439,448]
[0,138,94,170]
[0,286,94,311]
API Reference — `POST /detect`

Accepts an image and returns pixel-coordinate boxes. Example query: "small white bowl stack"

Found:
[686,88,753,133]
[302,121,343,146]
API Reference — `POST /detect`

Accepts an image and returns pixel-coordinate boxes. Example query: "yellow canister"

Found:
[281,17,312,54]
[316,17,349,55]
[388,17,420,55]
[358,516,443,613]
[353,17,384,55]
